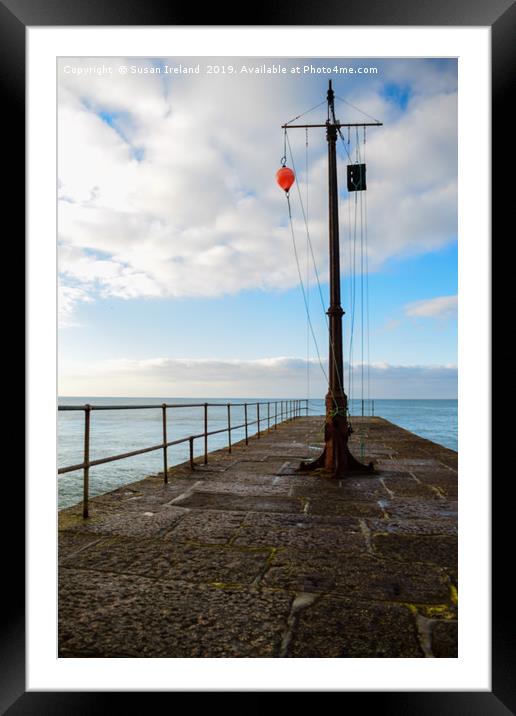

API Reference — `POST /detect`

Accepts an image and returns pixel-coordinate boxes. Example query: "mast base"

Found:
[299,412,374,478]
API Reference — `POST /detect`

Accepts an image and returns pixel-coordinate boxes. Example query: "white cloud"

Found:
[405,294,457,319]
[58,283,93,326]
[58,355,457,399]
[58,58,457,318]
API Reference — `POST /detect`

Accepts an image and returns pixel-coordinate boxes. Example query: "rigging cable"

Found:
[285,130,348,413]
[359,127,365,419]
[341,128,361,430]
[346,130,354,419]
[347,187,359,424]
[285,132,327,320]
[305,127,310,414]
[285,191,333,402]
[284,99,327,127]
[364,126,371,415]
[354,125,369,456]
[335,103,375,421]
[334,94,381,124]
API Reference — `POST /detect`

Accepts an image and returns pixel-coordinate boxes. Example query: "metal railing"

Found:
[58,399,309,519]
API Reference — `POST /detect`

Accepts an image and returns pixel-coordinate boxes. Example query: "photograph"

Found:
[56,56,459,659]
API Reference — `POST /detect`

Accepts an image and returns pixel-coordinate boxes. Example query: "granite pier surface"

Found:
[58,416,458,658]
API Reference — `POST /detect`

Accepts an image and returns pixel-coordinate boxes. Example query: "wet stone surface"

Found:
[372,533,458,568]
[61,537,271,585]
[59,416,458,658]
[366,516,457,536]
[175,491,304,514]
[59,570,292,658]
[164,509,246,544]
[234,521,365,552]
[381,498,458,521]
[287,595,424,658]
[431,619,458,657]
[66,505,190,538]
[264,551,450,604]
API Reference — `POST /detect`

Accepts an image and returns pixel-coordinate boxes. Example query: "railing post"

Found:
[244,403,248,445]
[204,403,208,464]
[275,401,278,429]
[257,403,260,438]
[189,436,194,469]
[227,403,232,453]
[267,402,270,431]
[82,404,91,519]
[306,399,309,416]
[162,403,168,484]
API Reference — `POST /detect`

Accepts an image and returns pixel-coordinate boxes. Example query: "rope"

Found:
[283,111,375,426]
[346,145,353,409]
[285,192,334,404]
[334,94,381,124]
[305,128,310,412]
[337,126,353,163]
[284,99,327,127]
[359,128,364,418]
[364,127,371,415]
[348,190,358,423]
[354,126,369,455]
[285,132,328,320]
[285,131,347,410]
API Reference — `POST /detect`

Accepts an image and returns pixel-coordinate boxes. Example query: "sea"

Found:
[57,397,458,509]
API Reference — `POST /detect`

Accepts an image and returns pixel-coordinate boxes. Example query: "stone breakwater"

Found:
[58,416,457,658]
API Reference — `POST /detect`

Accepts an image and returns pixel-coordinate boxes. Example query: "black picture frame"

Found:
[7,0,505,709]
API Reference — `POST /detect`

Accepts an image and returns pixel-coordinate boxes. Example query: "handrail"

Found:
[58,399,309,519]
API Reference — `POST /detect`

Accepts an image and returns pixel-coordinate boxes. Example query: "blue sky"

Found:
[58,57,457,398]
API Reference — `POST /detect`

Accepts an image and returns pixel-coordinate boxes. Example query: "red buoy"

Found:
[276,166,295,193]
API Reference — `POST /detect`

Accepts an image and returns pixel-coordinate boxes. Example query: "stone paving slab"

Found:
[263,550,451,604]
[286,595,424,658]
[365,516,458,536]
[59,570,292,658]
[59,416,458,658]
[372,533,458,568]
[381,498,458,521]
[174,491,304,514]
[164,509,246,544]
[65,504,190,538]
[430,619,458,658]
[61,537,271,585]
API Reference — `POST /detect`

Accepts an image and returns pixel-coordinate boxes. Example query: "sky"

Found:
[57,57,457,399]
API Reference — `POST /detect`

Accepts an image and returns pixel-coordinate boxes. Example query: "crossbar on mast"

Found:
[282,122,382,129]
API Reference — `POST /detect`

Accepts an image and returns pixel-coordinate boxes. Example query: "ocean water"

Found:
[58,397,457,509]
